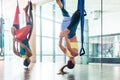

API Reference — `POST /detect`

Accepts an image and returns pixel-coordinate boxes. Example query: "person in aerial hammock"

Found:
[61,0,86,56]
[11,1,33,67]
[56,0,80,74]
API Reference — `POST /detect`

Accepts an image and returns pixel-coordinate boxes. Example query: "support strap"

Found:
[13,1,33,41]
[27,1,33,41]
[77,0,86,56]
[13,0,20,29]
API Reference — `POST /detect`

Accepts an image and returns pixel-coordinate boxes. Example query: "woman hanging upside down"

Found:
[11,1,33,67]
[56,0,80,74]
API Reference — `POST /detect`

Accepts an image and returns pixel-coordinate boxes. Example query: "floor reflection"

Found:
[67,74,75,80]
[1,58,120,80]
[24,69,30,80]
[24,62,36,80]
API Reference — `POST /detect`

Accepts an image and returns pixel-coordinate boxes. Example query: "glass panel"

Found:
[42,56,53,62]
[4,31,12,55]
[41,2,53,20]
[36,36,40,54]
[42,37,53,55]
[55,56,65,63]
[87,0,102,63]
[103,0,120,61]
[55,23,61,38]
[42,19,53,37]
[55,39,64,55]
[36,17,40,35]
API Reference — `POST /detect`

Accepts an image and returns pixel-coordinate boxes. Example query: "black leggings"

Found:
[67,10,80,39]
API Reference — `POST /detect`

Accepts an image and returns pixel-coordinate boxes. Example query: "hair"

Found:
[23,58,30,67]
[67,60,75,69]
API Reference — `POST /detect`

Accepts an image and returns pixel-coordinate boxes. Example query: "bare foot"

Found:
[56,0,63,8]
[23,5,29,13]
[23,1,30,12]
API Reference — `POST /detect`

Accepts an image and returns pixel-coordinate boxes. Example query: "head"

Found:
[23,58,30,67]
[67,60,75,69]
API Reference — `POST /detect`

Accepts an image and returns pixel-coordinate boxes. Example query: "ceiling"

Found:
[0,0,120,17]
[1,0,120,11]
[2,0,53,10]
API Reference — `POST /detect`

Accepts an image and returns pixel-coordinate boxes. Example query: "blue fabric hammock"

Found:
[78,0,86,56]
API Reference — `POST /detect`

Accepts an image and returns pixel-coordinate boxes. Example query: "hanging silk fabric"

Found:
[77,0,86,56]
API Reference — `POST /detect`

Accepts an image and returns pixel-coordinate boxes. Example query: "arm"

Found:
[11,27,17,36]
[60,64,67,72]
[59,36,66,53]
[18,40,32,57]
[57,64,68,75]
[13,38,21,57]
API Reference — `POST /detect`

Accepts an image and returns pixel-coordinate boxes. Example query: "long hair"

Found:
[67,60,75,69]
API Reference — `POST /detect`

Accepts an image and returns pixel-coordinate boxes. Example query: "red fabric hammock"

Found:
[13,2,31,42]
[15,26,31,41]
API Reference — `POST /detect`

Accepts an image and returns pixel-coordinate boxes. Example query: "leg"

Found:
[67,10,80,30]
[27,1,33,40]
[24,1,33,25]
[56,0,63,8]
[28,1,33,25]
[56,0,70,17]
[23,2,29,24]
[13,38,22,57]
[60,10,80,37]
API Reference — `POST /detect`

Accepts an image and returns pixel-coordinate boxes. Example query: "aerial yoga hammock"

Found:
[57,0,86,75]
[13,1,33,42]
[78,0,86,56]
[60,0,86,56]
[59,0,86,56]
[11,0,33,67]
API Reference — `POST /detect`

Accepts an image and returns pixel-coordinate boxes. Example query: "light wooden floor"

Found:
[0,57,120,80]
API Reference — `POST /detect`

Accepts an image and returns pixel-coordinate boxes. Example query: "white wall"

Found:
[89,12,120,36]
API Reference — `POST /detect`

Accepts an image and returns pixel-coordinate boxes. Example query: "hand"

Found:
[11,27,17,36]
[13,37,17,42]
[57,70,68,75]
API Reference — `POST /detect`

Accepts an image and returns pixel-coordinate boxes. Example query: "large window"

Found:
[36,1,84,63]
[89,34,120,58]
[88,0,120,63]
